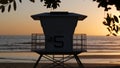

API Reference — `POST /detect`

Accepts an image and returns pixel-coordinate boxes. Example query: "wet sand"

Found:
[1,52,120,68]
[0,63,120,68]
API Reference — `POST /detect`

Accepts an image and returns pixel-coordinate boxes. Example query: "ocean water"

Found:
[87,36,120,45]
[0,35,120,45]
[0,35,120,51]
[0,35,120,63]
[0,35,31,45]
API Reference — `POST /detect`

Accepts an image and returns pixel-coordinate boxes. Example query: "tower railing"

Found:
[31,33,87,52]
[73,34,87,52]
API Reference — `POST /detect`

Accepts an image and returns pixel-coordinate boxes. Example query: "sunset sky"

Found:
[0,0,119,36]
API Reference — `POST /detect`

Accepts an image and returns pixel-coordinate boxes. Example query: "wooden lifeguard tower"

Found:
[31,12,87,68]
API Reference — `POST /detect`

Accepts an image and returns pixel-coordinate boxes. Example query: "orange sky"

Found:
[0,0,119,36]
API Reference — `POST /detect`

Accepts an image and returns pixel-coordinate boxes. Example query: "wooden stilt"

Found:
[74,54,84,68]
[33,54,43,68]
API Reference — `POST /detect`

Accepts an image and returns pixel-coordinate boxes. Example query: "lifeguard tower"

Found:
[31,12,87,68]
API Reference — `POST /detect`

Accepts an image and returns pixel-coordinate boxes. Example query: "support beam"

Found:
[33,54,84,68]
[33,54,43,68]
[74,54,84,68]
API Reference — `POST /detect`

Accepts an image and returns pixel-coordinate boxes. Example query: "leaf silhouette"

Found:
[0,5,2,9]
[115,25,119,33]
[113,15,119,23]
[107,27,111,33]
[40,0,43,2]
[52,3,57,9]
[112,33,117,36]
[105,13,112,26]
[0,0,8,4]
[104,7,108,11]
[57,4,60,7]
[13,1,17,11]
[8,4,11,12]
[113,25,115,30]
[1,6,5,13]
[106,34,110,36]
[9,0,14,3]
[98,0,107,8]
[98,1,102,8]
[103,21,108,26]
[30,0,35,3]
[47,4,51,8]
[19,0,22,3]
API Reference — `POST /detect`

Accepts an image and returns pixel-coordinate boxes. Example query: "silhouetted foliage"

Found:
[0,0,21,13]
[38,0,61,9]
[93,0,120,36]
[103,13,120,36]
[93,0,120,11]
[1,0,120,36]
[0,0,61,13]
[0,0,120,13]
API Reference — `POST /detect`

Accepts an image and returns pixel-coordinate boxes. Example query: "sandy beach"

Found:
[1,52,120,68]
[0,63,120,68]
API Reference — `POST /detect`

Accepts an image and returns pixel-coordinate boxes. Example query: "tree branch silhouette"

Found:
[93,0,120,11]
[1,0,120,36]
[0,0,61,13]
[93,0,120,36]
